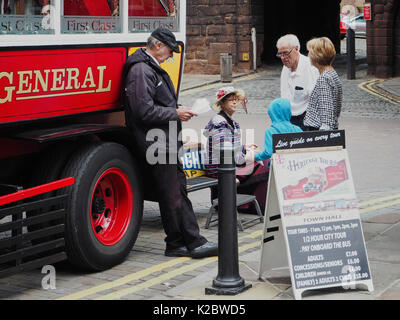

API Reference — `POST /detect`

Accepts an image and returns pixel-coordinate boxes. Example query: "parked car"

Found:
[340,13,366,39]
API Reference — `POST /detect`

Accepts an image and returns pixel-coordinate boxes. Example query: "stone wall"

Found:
[185,0,253,74]
[367,0,400,78]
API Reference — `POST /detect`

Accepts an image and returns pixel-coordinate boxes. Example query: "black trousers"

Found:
[290,111,307,131]
[304,126,319,131]
[148,162,207,251]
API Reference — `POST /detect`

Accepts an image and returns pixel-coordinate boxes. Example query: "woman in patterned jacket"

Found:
[304,37,343,131]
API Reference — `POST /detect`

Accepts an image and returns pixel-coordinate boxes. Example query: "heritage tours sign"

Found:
[259,130,373,299]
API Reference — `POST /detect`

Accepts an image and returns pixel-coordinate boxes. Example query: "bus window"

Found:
[0,0,54,34]
[128,0,179,33]
[62,0,121,34]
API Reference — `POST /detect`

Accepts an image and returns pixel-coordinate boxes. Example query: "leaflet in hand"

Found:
[191,98,211,114]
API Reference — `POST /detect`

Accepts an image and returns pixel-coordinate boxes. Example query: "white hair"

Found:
[147,36,161,49]
[276,34,300,50]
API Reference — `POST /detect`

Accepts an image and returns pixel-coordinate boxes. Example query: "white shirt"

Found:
[280,54,319,116]
[145,50,160,66]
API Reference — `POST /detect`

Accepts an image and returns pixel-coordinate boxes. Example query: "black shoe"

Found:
[165,246,191,257]
[190,241,218,259]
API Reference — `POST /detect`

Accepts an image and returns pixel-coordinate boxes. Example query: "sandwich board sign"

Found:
[258,130,374,300]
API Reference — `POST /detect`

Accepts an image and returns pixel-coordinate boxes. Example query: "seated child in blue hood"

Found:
[248,98,302,163]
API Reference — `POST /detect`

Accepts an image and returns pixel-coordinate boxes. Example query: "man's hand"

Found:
[177,106,197,122]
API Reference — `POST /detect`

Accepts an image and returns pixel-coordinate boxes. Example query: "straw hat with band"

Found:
[212,87,248,114]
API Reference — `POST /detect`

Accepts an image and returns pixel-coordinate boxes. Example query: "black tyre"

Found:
[61,142,143,271]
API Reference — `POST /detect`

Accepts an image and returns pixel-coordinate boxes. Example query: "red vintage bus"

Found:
[0,0,185,276]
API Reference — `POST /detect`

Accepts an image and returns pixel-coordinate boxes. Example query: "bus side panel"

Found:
[128,43,184,95]
[0,47,126,125]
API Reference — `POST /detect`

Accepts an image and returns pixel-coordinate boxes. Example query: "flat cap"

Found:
[151,27,180,53]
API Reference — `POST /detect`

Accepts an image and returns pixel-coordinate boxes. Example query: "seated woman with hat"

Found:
[203,87,269,214]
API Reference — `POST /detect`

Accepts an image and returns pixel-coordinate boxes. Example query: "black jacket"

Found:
[123,48,181,159]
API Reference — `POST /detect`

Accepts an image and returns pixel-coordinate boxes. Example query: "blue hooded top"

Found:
[254,98,302,161]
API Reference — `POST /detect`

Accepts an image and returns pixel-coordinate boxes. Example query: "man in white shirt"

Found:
[277,34,319,130]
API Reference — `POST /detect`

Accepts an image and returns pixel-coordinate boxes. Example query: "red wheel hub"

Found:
[90,168,133,246]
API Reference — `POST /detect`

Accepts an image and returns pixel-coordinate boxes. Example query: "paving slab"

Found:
[362,222,392,242]
[178,281,281,300]
[378,288,400,300]
[377,78,400,97]
[364,213,400,224]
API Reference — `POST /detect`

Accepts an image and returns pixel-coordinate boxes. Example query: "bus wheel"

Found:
[61,142,143,271]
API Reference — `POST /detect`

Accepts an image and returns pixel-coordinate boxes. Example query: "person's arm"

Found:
[232,125,246,165]
[177,106,197,122]
[125,64,179,124]
[307,65,320,96]
[280,68,291,100]
[208,123,228,166]
[234,144,246,166]
[254,129,273,162]
[317,77,335,130]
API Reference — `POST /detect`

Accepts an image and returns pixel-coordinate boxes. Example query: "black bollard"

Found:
[205,141,252,295]
[346,27,356,80]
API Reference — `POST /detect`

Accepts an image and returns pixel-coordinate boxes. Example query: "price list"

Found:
[285,218,371,289]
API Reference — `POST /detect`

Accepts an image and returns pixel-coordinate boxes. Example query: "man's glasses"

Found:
[276,47,294,58]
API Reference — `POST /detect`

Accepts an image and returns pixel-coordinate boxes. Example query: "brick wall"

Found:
[367,0,400,78]
[185,0,253,74]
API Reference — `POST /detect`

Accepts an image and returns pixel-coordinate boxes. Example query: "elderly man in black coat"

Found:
[123,27,217,259]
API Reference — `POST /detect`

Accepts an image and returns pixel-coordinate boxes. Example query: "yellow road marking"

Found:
[97,257,217,300]
[239,229,262,240]
[57,257,191,300]
[358,79,400,105]
[58,232,261,300]
[58,194,399,300]
[97,241,260,300]
[360,198,400,214]
[358,193,400,208]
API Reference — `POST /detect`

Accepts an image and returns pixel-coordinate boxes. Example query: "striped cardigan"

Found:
[203,111,246,176]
